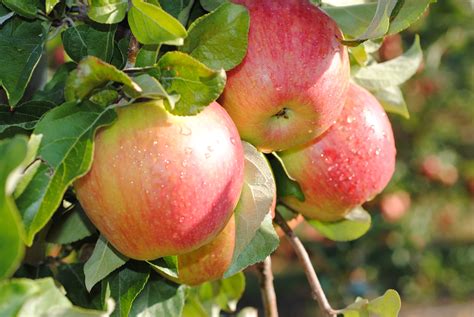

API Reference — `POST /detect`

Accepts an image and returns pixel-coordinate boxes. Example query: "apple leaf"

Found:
[0,101,54,134]
[1,0,42,19]
[181,2,249,71]
[307,206,371,242]
[128,277,186,317]
[342,289,401,317]
[32,63,76,106]
[157,51,226,115]
[46,205,97,244]
[0,18,49,107]
[268,153,305,202]
[88,0,128,24]
[160,0,195,25]
[84,235,129,292]
[101,262,150,317]
[353,35,422,91]
[224,214,279,278]
[373,85,410,119]
[135,45,161,67]
[65,56,142,102]
[147,256,179,280]
[128,0,187,46]
[231,142,276,262]
[200,0,226,12]
[15,101,117,245]
[126,74,180,109]
[62,23,117,63]
[0,136,27,279]
[0,278,113,317]
[45,0,59,14]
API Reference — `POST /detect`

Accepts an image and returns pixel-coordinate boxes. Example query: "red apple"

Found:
[279,84,396,221]
[74,101,244,260]
[220,0,350,153]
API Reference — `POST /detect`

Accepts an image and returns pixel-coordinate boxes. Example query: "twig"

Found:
[274,211,341,317]
[127,35,140,68]
[256,256,279,317]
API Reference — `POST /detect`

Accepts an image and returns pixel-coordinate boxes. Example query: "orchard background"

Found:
[0,0,473,317]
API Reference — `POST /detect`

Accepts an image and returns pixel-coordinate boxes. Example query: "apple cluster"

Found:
[75,0,396,286]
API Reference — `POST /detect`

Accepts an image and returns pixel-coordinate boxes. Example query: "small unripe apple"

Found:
[75,101,244,260]
[220,0,350,153]
[279,84,396,221]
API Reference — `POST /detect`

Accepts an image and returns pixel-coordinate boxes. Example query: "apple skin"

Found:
[74,101,244,260]
[220,0,350,153]
[279,84,396,221]
[167,214,235,286]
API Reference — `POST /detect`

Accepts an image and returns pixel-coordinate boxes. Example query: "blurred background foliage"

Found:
[239,0,474,315]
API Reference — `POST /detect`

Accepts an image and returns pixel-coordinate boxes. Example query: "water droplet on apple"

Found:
[179,216,185,223]
[375,148,381,156]
[181,160,188,167]
[230,137,236,145]
[180,126,192,136]
[205,153,211,159]
[153,141,158,145]
[308,129,313,134]
[185,147,193,154]
[207,145,214,152]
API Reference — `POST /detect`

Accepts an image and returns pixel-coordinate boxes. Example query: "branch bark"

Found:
[256,256,279,317]
[274,211,340,317]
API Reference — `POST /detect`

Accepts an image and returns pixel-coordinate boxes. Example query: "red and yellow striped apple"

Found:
[220,0,350,153]
[74,101,244,260]
[279,84,396,221]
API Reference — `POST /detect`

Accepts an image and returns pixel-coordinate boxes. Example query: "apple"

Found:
[167,214,236,286]
[74,101,244,260]
[220,0,350,153]
[279,84,396,221]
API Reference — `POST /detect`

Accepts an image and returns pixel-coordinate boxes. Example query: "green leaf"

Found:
[388,0,434,35]
[135,45,160,67]
[129,278,186,317]
[15,101,117,245]
[147,256,179,280]
[103,262,150,317]
[200,0,226,12]
[224,214,279,277]
[307,207,371,242]
[45,0,60,14]
[128,0,187,46]
[232,142,276,263]
[157,51,226,115]
[84,235,129,292]
[373,85,410,119]
[0,101,54,134]
[160,0,195,25]
[0,136,27,279]
[65,56,142,102]
[181,2,249,71]
[0,278,112,317]
[110,36,130,70]
[32,63,76,105]
[2,0,42,19]
[353,35,422,90]
[127,74,179,108]
[62,23,117,63]
[343,289,401,317]
[87,0,128,24]
[0,18,49,107]
[46,205,97,244]
[214,273,245,312]
[269,153,305,202]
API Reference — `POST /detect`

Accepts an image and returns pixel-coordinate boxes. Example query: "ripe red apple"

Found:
[74,101,244,260]
[220,0,350,153]
[167,214,235,286]
[279,84,396,221]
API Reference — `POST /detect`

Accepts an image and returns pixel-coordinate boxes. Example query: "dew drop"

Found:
[178,216,185,223]
[153,141,158,146]
[180,126,192,136]
[205,153,211,159]
[230,137,236,145]
[185,147,193,154]
[207,145,214,152]
[346,116,355,123]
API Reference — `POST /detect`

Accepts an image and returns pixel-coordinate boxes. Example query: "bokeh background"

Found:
[239,0,474,316]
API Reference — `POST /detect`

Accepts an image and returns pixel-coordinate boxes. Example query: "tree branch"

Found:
[256,256,279,317]
[274,211,340,317]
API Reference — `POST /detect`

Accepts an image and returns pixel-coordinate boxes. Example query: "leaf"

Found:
[129,278,186,317]
[87,0,128,24]
[0,136,27,279]
[45,0,60,14]
[268,153,305,202]
[342,289,401,317]
[2,0,42,19]
[103,262,150,317]
[200,0,226,12]
[373,85,410,119]
[232,142,276,262]
[147,256,179,280]
[84,235,129,292]
[307,207,371,242]
[46,205,97,244]
[62,23,117,63]
[15,101,117,245]
[110,36,131,70]
[160,0,195,25]
[353,35,422,90]
[388,0,434,35]
[0,18,49,107]
[32,63,76,105]
[128,0,187,46]
[0,101,54,134]
[214,273,245,312]
[224,214,279,277]
[65,56,142,102]
[135,45,160,67]
[126,74,180,109]
[157,51,226,115]
[56,263,101,309]
[0,278,112,317]
[181,2,249,71]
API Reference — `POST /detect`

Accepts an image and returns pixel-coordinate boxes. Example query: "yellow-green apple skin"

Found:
[74,101,244,260]
[171,214,236,286]
[280,84,396,221]
[220,0,350,153]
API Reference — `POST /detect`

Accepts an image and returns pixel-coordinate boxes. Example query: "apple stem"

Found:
[256,256,279,317]
[274,211,340,317]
